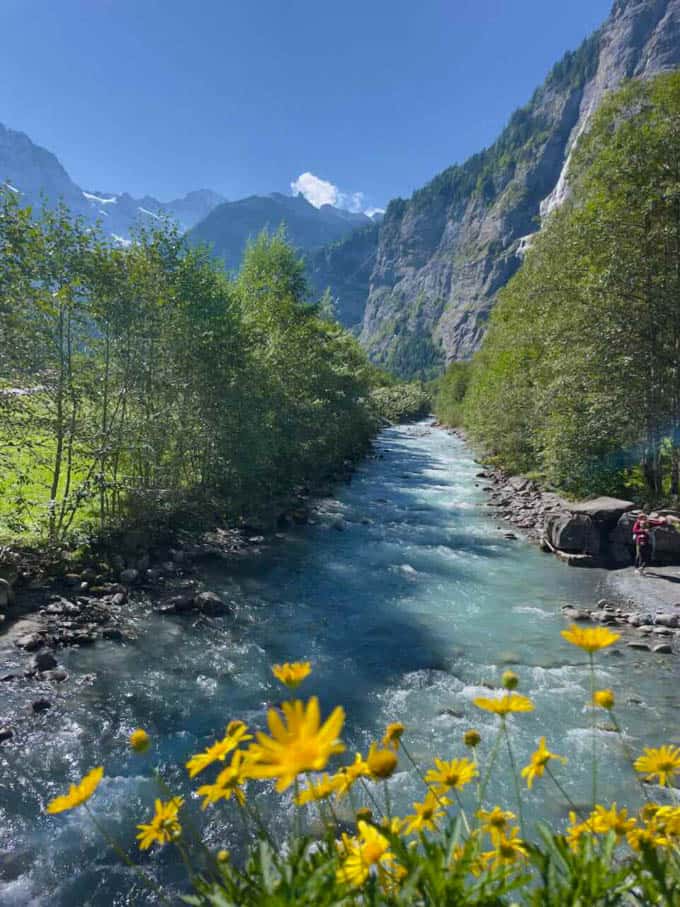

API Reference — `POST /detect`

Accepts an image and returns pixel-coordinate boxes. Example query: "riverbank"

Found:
[444,428,680,656]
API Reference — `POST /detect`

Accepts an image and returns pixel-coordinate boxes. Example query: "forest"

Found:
[436,71,680,503]
[0,194,425,545]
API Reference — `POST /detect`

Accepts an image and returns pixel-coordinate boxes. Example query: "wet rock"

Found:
[332,519,346,532]
[562,606,592,622]
[80,568,97,585]
[29,651,58,673]
[0,727,14,743]
[655,614,679,628]
[64,573,81,587]
[1,673,18,682]
[164,592,195,613]
[627,641,651,651]
[120,568,139,585]
[15,632,46,652]
[194,591,231,616]
[653,643,673,654]
[42,669,68,683]
[110,592,127,607]
[0,577,14,608]
[437,707,464,718]
[136,554,150,572]
[101,627,124,641]
[31,698,51,713]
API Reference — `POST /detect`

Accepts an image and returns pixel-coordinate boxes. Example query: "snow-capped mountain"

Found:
[0,122,224,239]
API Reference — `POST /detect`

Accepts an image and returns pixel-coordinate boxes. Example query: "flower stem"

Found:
[589,652,597,808]
[477,722,504,814]
[502,719,526,839]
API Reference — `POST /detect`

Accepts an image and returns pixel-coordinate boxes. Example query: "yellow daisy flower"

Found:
[186,721,252,778]
[382,722,405,749]
[482,827,528,869]
[560,625,620,653]
[129,729,151,753]
[565,810,592,852]
[336,820,395,888]
[332,752,370,799]
[271,661,312,689]
[424,757,477,793]
[381,816,406,836]
[404,791,449,835]
[464,729,481,748]
[521,737,566,789]
[46,767,104,814]
[589,803,636,838]
[295,773,341,806]
[136,797,183,850]
[634,745,680,787]
[477,806,516,840]
[247,696,345,792]
[366,743,398,779]
[473,692,534,716]
[592,690,615,710]
[196,750,250,809]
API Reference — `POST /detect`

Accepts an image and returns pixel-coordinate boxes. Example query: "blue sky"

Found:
[1,0,612,211]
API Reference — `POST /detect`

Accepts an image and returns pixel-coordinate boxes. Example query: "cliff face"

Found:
[354,0,680,376]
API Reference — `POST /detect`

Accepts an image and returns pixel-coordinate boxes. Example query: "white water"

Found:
[1,422,678,904]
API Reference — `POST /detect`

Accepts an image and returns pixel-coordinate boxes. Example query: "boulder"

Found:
[545,512,600,555]
[29,651,58,673]
[0,727,14,743]
[15,632,46,652]
[119,568,139,586]
[653,643,674,654]
[0,577,15,609]
[193,591,231,616]
[31,698,52,713]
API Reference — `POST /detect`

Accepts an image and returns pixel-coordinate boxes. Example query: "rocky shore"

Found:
[474,462,680,656]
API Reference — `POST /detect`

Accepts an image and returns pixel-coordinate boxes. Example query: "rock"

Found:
[80,568,97,585]
[194,591,231,616]
[561,606,592,622]
[31,698,51,713]
[627,641,651,651]
[0,577,15,609]
[15,632,46,652]
[248,535,265,544]
[111,554,126,572]
[136,554,150,572]
[653,643,673,654]
[101,627,124,641]
[0,727,14,743]
[64,573,81,587]
[1,674,17,682]
[110,592,127,607]
[29,651,58,673]
[170,549,186,564]
[545,512,601,555]
[655,614,679,628]
[42,669,68,683]
[120,568,139,585]
[332,519,346,532]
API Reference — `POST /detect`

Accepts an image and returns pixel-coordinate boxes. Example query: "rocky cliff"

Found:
[344,0,680,376]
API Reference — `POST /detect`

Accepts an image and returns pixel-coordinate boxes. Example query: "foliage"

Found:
[463,71,680,500]
[433,361,472,428]
[0,199,378,542]
[370,383,431,425]
[45,626,680,905]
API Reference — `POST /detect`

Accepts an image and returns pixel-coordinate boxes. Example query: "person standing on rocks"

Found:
[632,512,667,575]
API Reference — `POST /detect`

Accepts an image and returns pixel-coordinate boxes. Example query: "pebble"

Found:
[627,641,651,651]
[31,698,52,713]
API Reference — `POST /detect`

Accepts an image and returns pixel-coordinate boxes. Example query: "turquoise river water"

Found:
[1,422,678,904]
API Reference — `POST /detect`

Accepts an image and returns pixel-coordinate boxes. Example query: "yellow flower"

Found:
[464,729,481,748]
[247,696,345,792]
[366,743,398,779]
[592,690,615,710]
[336,820,395,888]
[482,827,528,869]
[634,745,680,787]
[129,729,151,753]
[473,692,534,716]
[196,750,249,809]
[295,773,341,806]
[627,820,669,851]
[381,816,406,836]
[654,805,680,839]
[565,811,592,852]
[332,752,370,799]
[477,806,516,840]
[217,849,230,863]
[136,797,183,850]
[186,722,252,778]
[356,807,373,822]
[589,803,636,838]
[382,722,405,749]
[560,625,620,653]
[404,791,449,835]
[271,661,311,688]
[521,737,566,789]
[424,757,477,793]
[46,767,104,814]
[501,670,519,690]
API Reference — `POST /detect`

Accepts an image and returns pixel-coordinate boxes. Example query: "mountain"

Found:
[188,192,372,271]
[319,0,680,377]
[0,122,224,239]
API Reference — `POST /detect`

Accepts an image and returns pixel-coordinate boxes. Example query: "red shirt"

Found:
[632,518,665,544]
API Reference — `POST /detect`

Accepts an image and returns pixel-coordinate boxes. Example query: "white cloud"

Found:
[291,171,378,216]
[291,172,338,208]
[365,207,385,219]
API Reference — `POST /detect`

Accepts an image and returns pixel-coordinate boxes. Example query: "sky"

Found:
[1,0,613,213]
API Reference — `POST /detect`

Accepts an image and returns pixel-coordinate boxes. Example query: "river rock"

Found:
[194,591,231,616]
[653,643,673,654]
[654,613,679,628]
[31,698,51,713]
[545,512,601,555]
[15,632,46,652]
[0,577,14,609]
[120,568,139,585]
[80,568,97,585]
[42,669,68,683]
[29,651,58,673]
[627,641,651,651]
[0,727,14,743]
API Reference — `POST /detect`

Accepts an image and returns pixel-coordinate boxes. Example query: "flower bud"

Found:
[367,746,398,779]
[592,689,614,710]
[464,729,481,748]
[502,671,519,690]
[129,728,150,754]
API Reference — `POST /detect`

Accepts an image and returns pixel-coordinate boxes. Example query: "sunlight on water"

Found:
[1,422,678,904]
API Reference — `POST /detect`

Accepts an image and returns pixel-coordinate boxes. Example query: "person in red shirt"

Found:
[632,513,667,574]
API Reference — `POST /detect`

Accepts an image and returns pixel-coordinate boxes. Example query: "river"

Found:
[1,422,679,905]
